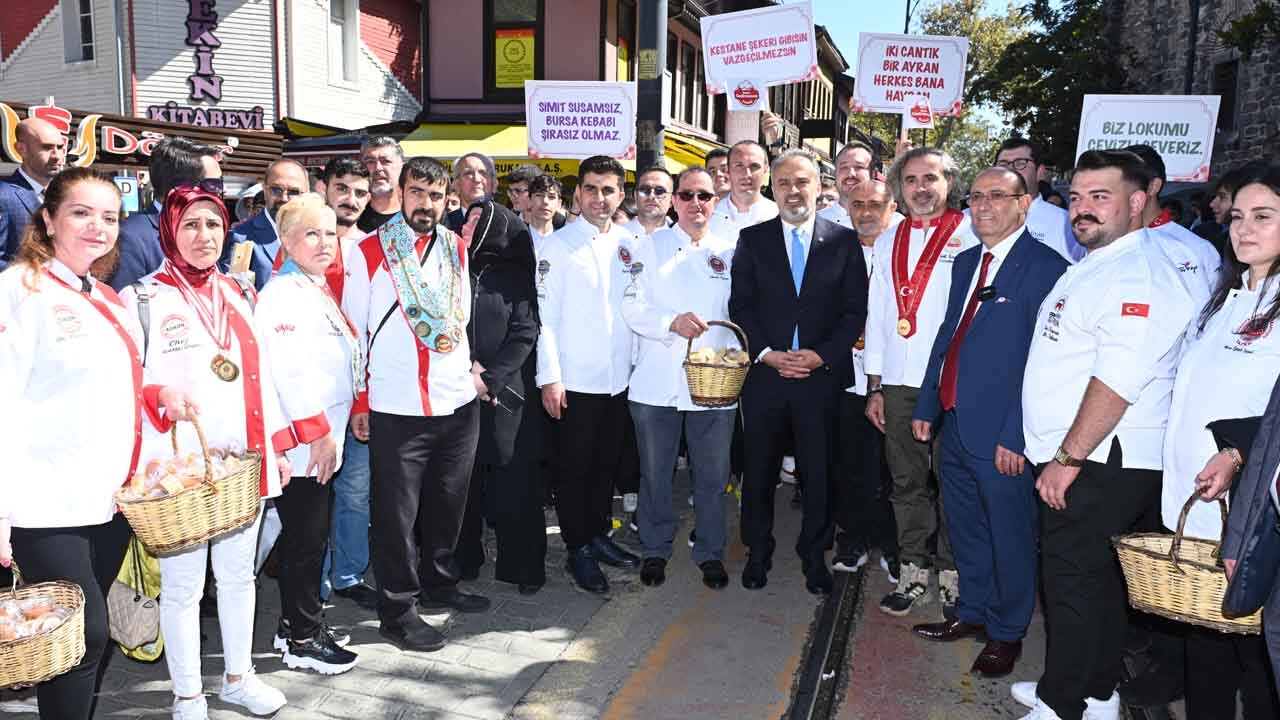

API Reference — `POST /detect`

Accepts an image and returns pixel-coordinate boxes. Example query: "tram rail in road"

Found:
[787,569,864,720]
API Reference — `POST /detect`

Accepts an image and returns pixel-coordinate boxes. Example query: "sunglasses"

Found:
[635,185,670,198]
[675,190,716,203]
[175,178,224,194]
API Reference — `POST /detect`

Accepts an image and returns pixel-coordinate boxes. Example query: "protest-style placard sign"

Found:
[1075,94,1221,182]
[901,96,934,132]
[699,1,818,94]
[525,81,638,160]
[851,33,969,117]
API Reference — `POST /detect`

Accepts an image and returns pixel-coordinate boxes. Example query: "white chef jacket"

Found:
[818,204,852,229]
[0,260,155,527]
[709,195,778,244]
[622,224,737,411]
[1162,272,1280,539]
[864,213,978,387]
[344,227,475,418]
[535,216,636,395]
[122,269,291,499]
[846,243,876,396]
[1021,196,1082,263]
[256,272,357,477]
[623,217,672,239]
[1021,229,1196,469]
[1150,219,1220,306]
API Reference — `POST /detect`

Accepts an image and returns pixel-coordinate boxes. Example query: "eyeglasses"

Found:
[996,158,1035,171]
[850,200,888,212]
[635,185,670,198]
[268,185,305,200]
[968,191,1025,205]
[675,190,716,203]
[507,187,529,197]
[175,178,224,194]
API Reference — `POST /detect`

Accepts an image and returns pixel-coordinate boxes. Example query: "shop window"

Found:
[1214,59,1238,132]
[62,0,94,63]
[329,0,359,83]
[696,56,709,130]
[487,0,542,100]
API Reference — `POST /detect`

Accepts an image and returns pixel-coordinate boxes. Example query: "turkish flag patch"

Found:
[1121,303,1150,318]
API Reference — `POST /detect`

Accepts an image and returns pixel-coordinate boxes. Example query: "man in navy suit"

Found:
[110,137,222,290]
[0,117,66,269]
[729,149,868,595]
[910,167,1068,677]
[222,158,309,289]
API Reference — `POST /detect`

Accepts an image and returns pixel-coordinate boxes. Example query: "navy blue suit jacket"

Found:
[1221,375,1280,617]
[728,215,868,389]
[221,210,278,290]
[0,172,40,270]
[110,206,162,290]
[913,230,1068,458]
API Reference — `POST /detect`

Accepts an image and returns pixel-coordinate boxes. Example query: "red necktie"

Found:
[940,252,993,412]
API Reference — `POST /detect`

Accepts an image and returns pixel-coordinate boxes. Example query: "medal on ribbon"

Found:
[891,209,964,339]
[163,260,240,381]
[379,213,464,354]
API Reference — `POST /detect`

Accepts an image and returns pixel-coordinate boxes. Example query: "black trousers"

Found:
[1037,439,1161,720]
[740,371,839,568]
[1185,625,1280,719]
[10,514,130,720]
[835,392,898,555]
[369,402,480,625]
[274,475,332,640]
[614,408,641,497]
[553,390,628,549]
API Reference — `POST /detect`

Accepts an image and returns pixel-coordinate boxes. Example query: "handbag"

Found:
[107,536,160,650]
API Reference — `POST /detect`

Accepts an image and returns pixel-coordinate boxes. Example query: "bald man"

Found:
[0,118,67,268]
[222,158,310,289]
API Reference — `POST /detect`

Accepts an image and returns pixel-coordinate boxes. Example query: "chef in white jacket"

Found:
[621,166,737,590]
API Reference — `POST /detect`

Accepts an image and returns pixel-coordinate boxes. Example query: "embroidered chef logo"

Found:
[1231,314,1273,351]
[618,246,633,266]
[536,259,550,299]
[1120,302,1149,318]
[707,254,729,279]
[274,323,296,335]
[52,305,82,336]
[624,261,644,298]
[1042,295,1066,342]
[1176,260,1198,274]
[160,314,189,340]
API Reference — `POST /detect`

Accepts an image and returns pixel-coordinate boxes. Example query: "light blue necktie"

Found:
[790,226,806,349]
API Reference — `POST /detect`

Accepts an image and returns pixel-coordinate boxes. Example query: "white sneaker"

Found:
[172,694,208,720]
[218,669,286,716]
[1011,681,1038,707]
[779,456,797,484]
[938,569,959,610]
[880,555,899,584]
[1018,700,1063,719]
[1083,691,1120,720]
[0,695,36,714]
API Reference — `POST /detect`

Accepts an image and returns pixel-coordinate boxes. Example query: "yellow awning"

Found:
[398,123,724,177]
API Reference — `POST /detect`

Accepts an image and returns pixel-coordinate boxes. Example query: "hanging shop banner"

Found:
[1075,94,1221,182]
[851,33,969,117]
[525,81,637,160]
[699,1,818,94]
[496,28,537,89]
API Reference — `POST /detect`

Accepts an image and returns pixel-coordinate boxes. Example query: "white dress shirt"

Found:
[17,167,46,202]
[965,198,1081,264]
[864,213,978,387]
[1162,272,1280,539]
[1021,228,1196,469]
[955,226,1022,316]
[535,216,636,395]
[622,225,737,411]
[709,195,778,244]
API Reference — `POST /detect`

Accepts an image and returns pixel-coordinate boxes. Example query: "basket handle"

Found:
[1169,489,1229,574]
[7,560,21,599]
[683,319,750,361]
[169,416,216,492]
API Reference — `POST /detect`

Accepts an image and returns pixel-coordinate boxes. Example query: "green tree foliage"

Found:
[1217,1,1280,59]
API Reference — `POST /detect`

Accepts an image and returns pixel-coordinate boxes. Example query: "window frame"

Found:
[484,0,545,102]
[62,0,96,65]
[328,0,360,86]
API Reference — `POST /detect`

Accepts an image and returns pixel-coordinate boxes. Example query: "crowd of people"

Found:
[0,109,1279,720]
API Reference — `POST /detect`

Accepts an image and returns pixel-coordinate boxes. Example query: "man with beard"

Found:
[625,166,674,240]
[0,117,66,269]
[447,153,496,232]
[991,138,1083,263]
[344,157,488,652]
[729,149,867,595]
[1010,150,1195,720]
[225,158,309,289]
[710,141,778,242]
[865,147,978,618]
[356,136,405,234]
[536,155,642,594]
[706,148,732,202]
[819,142,874,230]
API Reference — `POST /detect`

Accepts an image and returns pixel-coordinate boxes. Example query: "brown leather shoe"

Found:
[970,639,1022,677]
[912,618,985,642]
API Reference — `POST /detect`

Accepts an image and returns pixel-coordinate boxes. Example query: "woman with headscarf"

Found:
[456,200,546,593]
[121,184,293,720]
[0,168,194,719]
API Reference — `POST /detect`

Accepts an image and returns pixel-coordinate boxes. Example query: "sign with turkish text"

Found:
[699,1,818,94]
[851,33,969,116]
[1075,94,1221,182]
[525,81,637,160]
[496,28,536,89]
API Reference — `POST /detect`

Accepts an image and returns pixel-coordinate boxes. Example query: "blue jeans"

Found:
[321,428,371,597]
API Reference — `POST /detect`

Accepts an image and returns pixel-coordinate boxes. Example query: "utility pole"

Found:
[635,0,668,169]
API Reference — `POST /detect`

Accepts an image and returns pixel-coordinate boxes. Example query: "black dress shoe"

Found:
[567,546,609,594]
[742,559,769,590]
[640,558,667,587]
[913,618,985,642]
[379,613,446,652]
[805,565,834,595]
[700,560,728,589]
[333,581,379,610]
[419,587,492,613]
[589,536,640,569]
[970,639,1021,678]
[517,583,542,596]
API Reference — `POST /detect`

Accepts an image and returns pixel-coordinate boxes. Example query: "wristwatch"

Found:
[867,385,883,396]
[1053,446,1084,468]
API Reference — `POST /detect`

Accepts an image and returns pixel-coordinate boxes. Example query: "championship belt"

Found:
[891,208,964,339]
[379,213,464,354]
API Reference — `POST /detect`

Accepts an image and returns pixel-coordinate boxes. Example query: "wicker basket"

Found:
[115,417,262,556]
[682,320,751,408]
[1113,490,1262,634]
[0,561,86,689]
